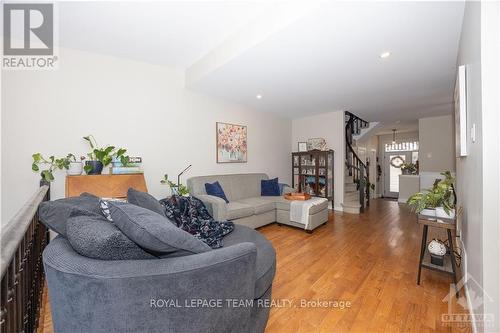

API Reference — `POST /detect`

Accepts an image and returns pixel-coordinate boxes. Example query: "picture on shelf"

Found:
[216,122,247,163]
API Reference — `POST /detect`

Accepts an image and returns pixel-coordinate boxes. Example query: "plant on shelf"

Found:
[407,171,456,217]
[32,153,71,183]
[401,162,418,175]
[83,135,129,175]
[65,153,86,175]
[160,174,189,196]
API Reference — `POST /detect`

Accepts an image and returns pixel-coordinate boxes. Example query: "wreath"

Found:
[390,156,405,168]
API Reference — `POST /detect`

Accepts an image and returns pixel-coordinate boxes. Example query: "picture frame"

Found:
[216,122,247,163]
[454,65,468,157]
[307,138,327,151]
[298,142,308,152]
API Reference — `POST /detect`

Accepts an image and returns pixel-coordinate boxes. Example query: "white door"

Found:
[384,152,411,198]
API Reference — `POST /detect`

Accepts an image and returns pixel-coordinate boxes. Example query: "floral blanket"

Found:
[160,195,234,249]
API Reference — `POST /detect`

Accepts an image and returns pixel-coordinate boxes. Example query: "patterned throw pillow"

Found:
[100,199,113,221]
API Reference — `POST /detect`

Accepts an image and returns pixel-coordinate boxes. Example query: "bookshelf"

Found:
[292,150,334,206]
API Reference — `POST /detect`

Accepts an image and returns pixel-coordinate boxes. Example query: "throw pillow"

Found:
[66,212,155,260]
[38,193,102,236]
[261,178,280,196]
[127,188,166,217]
[204,181,229,203]
[108,202,212,257]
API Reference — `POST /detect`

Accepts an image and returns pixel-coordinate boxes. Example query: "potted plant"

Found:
[32,153,71,185]
[83,135,129,175]
[407,171,456,218]
[401,162,417,175]
[65,154,85,175]
[434,171,456,218]
[160,174,189,196]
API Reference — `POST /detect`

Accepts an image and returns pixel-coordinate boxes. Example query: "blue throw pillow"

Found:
[261,178,280,196]
[205,181,229,203]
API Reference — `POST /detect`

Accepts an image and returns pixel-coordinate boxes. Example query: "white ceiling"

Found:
[59,1,266,68]
[58,1,465,123]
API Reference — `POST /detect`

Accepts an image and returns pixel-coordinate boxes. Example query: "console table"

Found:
[416,213,458,297]
[65,174,148,199]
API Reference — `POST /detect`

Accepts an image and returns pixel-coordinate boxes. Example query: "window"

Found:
[385,141,419,152]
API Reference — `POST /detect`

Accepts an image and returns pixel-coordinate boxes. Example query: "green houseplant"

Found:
[401,162,418,175]
[32,153,72,184]
[407,171,455,217]
[65,153,85,175]
[160,174,189,196]
[83,135,129,175]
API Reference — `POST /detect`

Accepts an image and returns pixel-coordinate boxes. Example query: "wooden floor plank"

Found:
[39,199,471,333]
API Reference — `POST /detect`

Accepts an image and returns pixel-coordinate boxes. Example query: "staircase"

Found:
[342,111,371,214]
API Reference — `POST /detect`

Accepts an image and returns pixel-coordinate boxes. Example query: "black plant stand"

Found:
[416,213,459,298]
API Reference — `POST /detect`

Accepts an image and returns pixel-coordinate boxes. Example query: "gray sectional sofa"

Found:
[187,173,329,232]
[41,191,276,333]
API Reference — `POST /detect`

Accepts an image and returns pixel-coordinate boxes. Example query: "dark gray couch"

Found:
[43,223,276,333]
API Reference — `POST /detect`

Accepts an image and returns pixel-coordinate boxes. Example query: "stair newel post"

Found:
[359,163,365,212]
[366,159,370,207]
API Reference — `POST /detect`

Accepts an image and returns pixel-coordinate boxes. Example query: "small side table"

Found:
[416,213,459,297]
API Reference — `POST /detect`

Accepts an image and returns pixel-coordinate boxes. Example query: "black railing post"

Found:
[1,185,50,333]
[345,111,370,211]
[359,163,365,211]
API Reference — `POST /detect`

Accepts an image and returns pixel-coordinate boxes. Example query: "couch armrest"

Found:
[282,186,297,194]
[43,237,258,333]
[194,194,228,221]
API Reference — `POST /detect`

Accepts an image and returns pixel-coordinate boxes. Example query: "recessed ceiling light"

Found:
[256,94,262,99]
[379,51,391,59]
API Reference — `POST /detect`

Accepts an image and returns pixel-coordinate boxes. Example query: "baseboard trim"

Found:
[459,240,478,333]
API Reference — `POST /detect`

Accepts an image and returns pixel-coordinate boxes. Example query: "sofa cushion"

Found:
[222,225,276,298]
[187,173,269,201]
[127,188,166,217]
[108,202,211,256]
[38,193,102,236]
[226,202,254,220]
[205,181,229,203]
[238,197,276,215]
[261,178,280,196]
[66,212,155,260]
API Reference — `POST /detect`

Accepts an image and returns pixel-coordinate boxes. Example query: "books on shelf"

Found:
[110,156,143,174]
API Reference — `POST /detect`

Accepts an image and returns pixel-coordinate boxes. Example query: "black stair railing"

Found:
[1,185,50,333]
[345,111,370,211]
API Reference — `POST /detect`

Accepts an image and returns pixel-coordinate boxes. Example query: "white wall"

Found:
[291,111,344,210]
[479,1,500,330]
[1,48,292,223]
[419,115,455,173]
[456,1,500,331]
[456,2,484,329]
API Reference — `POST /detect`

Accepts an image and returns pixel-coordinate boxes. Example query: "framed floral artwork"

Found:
[216,122,247,163]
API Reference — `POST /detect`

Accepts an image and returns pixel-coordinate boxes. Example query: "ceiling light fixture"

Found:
[256,94,262,99]
[392,129,397,144]
[379,51,391,59]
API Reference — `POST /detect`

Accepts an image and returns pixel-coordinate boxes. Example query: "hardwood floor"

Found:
[39,199,471,333]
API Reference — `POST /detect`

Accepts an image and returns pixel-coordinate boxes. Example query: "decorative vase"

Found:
[435,207,455,219]
[67,162,83,175]
[402,169,410,175]
[85,161,103,175]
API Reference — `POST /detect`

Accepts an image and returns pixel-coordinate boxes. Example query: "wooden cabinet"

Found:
[65,174,148,199]
[292,150,334,204]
